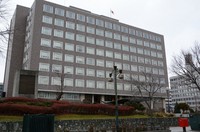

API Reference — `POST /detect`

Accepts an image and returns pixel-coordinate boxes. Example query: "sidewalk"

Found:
[170,126,199,132]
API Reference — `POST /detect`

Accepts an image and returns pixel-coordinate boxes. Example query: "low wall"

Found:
[0,117,178,132]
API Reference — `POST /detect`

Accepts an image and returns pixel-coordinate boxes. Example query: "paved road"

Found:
[170,126,199,132]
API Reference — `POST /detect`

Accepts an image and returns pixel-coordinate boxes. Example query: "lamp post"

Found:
[108,66,123,132]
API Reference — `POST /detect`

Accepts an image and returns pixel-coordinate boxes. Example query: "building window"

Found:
[96,59,104,67]
[41,38,51,47]
[76,45,85,53]
[65,43,74,51]
[64,78,73,86]
[123,54,129,61]
[123,63,130,71]
[105,41,113,48]
[54,18,64,27]
[137,39,143,46]
[139,66,145,72]
[159,69,164,75]
[43,4,53,13]
[96,19,104,27]
[77,14,85,22]
[152,60,157,66]
[115,62,122,69]
[76,67,85,75]
[105,21,112,29]
[145,58,151,65]
[131,65,138,71]
[96,70,105,78]
[40,50,50,59]
[96,29,104,36]
[144,49,150,56]
[137,48,143,54]
[52,64,62,73]
[53,29,63,38]
[86,58,95,65]
[122,35,129,42]
[75,79,84,87]
[107,82,114,89]
[42,15,52,24]
[87,16,95,24]
[157,45,162,50]
[121,26,128,33]
[86,69,95,76]
[39,63,50,72]
[52,52,62,61]
[117,83,123,90]
[41,27,52,35]
[129,28,135,35]
[114,33,121,40]
[86,80,95,88]
[38,75,49,85]
[106,61,113,68]
[76,34,85,42]
[65,54,74,62]
[53,41,63,49]
[124,84,131,91]
[76,24,85,32]
[114,43,121,50]
[65,32,74,40]
[130,46,136,53]
[144,41,150,47]
[86,26,95,34]
[66,11,75,19]
[113,24,120,31]
[106,51,113,58]
[105,31,112,38]
[153,68,158,74]
[55,8,64,16]
[158,61,164,67]
[130,55,137,62]
[150,43,156,49]
[146,67,152,73]
[86,37,95,44]
[138,57,144,63]
[64,66,74,74]
[151,51,157,57]
[86,47,95,54]
[96,39,104,46]
[76,56,85,64]
[157,52,163,58]
[51,77,61,86]
[130,37,136,44]
[122,45,129,51]
[114,52,121,59]
[97,81,105,89]
[66,21,75,29]
[96,49,104,56]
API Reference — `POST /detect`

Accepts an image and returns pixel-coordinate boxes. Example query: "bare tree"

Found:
[0,0,10,54]
[127,73,165,114]
[171,42,200,91]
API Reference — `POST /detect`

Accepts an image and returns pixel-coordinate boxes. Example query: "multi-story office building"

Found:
[170,76,200,111]
[4,0,168,105]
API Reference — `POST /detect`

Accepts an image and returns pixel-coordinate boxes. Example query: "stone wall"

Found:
[0,118,178,132]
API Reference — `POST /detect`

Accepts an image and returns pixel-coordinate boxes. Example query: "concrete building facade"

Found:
[4,0,168,106]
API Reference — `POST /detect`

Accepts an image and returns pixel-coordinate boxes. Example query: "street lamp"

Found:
[108,66,123,132]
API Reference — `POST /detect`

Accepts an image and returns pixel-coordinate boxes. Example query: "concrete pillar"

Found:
[101,95,105,104]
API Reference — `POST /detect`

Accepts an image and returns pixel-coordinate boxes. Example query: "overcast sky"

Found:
[0,0,200,83]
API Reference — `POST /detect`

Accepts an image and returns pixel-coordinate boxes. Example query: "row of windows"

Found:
[38,92,80,100]
[38,75,165,89]
[40,50,164,68]
[41,38,163,59]
[41,26,162,51]
[39,63,165,76]
[43,4,162,42]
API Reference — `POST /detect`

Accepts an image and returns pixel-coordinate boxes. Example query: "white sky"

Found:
[0,0,200,83]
